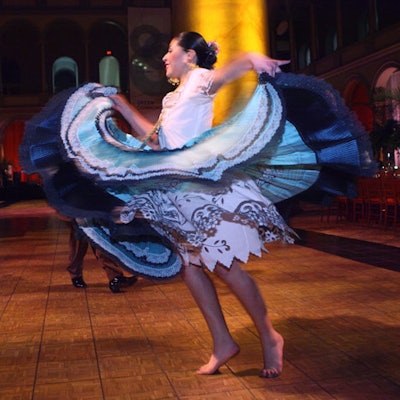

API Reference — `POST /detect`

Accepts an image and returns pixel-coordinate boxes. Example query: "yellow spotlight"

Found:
[172,0,268,123]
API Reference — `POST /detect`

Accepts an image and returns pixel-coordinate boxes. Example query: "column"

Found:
[171,0,268,123]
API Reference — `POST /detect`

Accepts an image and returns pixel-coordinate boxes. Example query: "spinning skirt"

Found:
[20,73,376,278]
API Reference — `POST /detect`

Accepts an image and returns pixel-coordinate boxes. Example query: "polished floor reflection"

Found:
[0,200,399,399]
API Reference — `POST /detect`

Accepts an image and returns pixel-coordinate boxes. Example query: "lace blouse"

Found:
[158,68,215,150]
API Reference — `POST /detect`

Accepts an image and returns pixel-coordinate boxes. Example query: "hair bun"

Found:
[207,41,220,55]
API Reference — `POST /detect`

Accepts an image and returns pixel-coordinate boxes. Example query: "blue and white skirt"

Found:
[19,73,376,278]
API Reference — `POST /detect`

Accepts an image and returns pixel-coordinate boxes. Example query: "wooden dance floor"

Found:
[0,199,399,399]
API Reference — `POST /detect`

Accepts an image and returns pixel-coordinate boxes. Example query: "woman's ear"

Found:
[186,49,198,64]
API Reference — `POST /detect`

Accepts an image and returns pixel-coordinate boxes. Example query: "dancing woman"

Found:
[20,32,375,378]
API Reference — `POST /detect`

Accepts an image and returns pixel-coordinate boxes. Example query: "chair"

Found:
[382,177,400,227]
[350,178,368,222]
[363,178,384,224]
[320,195,349,222]
[335,196,350,221]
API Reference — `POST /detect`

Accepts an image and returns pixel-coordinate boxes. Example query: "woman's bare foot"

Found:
[196,342,240,375]
[259,332,284,378]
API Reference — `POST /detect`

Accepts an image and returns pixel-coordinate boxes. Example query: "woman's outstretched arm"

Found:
[210,53,290,94]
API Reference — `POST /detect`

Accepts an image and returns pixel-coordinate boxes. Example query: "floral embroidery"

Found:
[118,177,294,270]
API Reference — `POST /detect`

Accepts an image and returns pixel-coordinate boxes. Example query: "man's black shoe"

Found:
[108,275,138,293]
[72,276,87,288]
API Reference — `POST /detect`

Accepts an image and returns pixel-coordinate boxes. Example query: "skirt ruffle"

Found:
[19,86,124,220]
[274,73,376,203]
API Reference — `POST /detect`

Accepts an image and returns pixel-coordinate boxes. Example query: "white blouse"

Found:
[158,68,216,150]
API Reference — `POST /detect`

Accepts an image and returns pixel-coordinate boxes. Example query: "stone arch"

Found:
[0,18,41,94]
[44,19,84,90]
[343,78,373,132]
[88,20,128,92]
[52,56,79,93]
[99,55,120,88]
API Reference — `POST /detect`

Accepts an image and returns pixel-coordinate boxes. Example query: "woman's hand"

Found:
[109,94,154,138]
[109,94,135,117]
[248,53,290,77]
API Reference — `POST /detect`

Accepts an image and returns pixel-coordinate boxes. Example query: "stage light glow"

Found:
[172,0,268,122]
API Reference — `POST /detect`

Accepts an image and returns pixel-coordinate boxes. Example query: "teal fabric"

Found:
[60,81,288,183]
[77,218,182,278]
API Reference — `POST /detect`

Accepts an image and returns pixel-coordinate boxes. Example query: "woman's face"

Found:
[162,39,191,80]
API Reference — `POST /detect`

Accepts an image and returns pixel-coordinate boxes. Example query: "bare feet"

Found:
[196,342,240,375]
[259,331,284,378]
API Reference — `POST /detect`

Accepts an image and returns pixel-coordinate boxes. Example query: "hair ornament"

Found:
[207,41,220,55]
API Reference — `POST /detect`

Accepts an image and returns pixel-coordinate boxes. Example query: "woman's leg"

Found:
[181,264,240,374]
[215,260,284,378]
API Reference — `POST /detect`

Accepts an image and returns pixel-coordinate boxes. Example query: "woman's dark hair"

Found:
[175,31,218,69]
